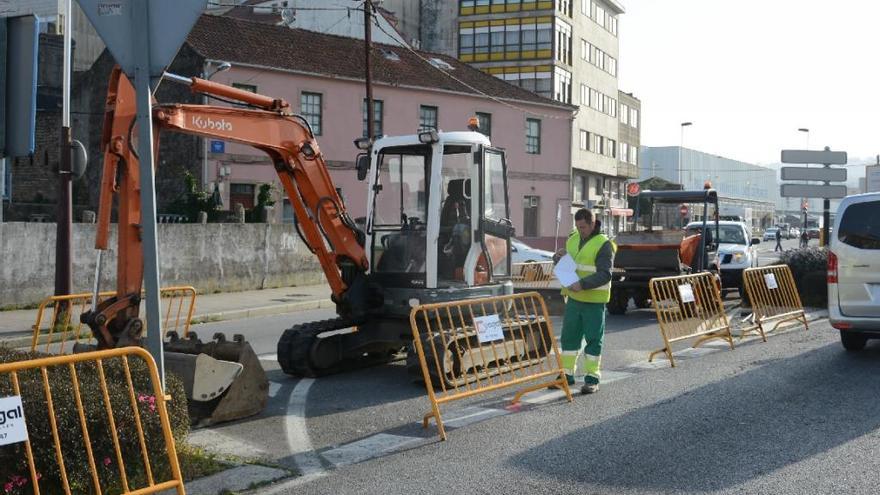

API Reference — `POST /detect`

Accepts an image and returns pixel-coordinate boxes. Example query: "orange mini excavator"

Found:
[83,66,547,418]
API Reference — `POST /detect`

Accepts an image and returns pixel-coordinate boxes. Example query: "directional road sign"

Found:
[780,184,847,199]
[781,149,847,165]
[77,0,207,88]
[781,167,847,182]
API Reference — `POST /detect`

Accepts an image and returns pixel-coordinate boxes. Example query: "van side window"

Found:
[838,200,880,250]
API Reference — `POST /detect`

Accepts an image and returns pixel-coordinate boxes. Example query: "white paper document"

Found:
[678,284,696,303]
[764,273,778,290]
[474,314,505,343]
[553,254,580,287]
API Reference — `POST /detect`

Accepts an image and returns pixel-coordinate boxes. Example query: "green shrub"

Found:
[779,247,828,307]
[0,347,189,494]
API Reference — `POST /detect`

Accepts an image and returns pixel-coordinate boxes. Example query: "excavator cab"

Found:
[364,131,514,298]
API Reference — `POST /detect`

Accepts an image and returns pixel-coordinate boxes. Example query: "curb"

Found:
[0,298,335,349]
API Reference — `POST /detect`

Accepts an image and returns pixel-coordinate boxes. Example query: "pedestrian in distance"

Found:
[774,228,783,252]
[551,208,616,395]
[800,230,809,248]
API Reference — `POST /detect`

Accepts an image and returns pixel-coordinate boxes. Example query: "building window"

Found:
[282,199,295,223]
[232,83,257,93]
[555,20,572,65]
[579,129,588,150]
[631,108,639,128]
[2,160,10,200]
[300,92,322,135]
[419,105,438,131]
[580,0,589,15]
[607,56,617,77]
[476,112,492,137]
[620,142,628,161]
[554,67,571,104]
[501,67,553,98]
[632,146,638,165]
[526,118,541,154]
[523,196,539,237]
[557,0,572,17]
[580,83,588,106]
[595,135,604,156]
[362,99,384,137]
[609,138,617,158]
[620,103,629,125]
[595,4,606,28]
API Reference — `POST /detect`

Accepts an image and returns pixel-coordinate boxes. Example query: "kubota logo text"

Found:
[192,116,233,131]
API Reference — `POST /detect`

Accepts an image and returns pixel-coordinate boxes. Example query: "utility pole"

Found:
[55,0,73,299]
[364,0,374,140]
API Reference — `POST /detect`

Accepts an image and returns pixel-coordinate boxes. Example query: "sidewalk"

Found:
[0,284,333,340]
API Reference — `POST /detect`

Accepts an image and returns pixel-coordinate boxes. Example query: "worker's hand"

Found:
[553,248,566,264]
[567,281,582,292]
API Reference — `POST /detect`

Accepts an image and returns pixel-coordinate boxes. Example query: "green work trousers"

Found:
[559,299,606,385]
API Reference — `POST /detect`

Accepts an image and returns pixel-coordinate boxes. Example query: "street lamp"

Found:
[202,61,232,190]
[678,122,693,189]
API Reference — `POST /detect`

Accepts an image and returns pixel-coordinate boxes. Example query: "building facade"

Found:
[383,0,633,234]
[71,15,575,249]
[640,146,777,230]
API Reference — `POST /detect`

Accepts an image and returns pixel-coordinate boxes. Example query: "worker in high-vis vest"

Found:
[552,208,615,394]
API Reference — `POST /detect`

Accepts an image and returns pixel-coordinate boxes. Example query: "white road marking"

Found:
[676,347,720,358]
[519,389,566,404]
[268,381,283,398]
[602,369,635,383]
[322,433,427,468]
[285,378,325,478]
[259,353,278,361]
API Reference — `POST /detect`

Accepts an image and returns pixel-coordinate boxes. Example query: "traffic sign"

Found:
[781,184,847,199]
[679,204,689,216]
[781,167,847,182]
[866,165,880,193]
[781,149,847,165]
[78,0,207,88]
[626,182,640,197]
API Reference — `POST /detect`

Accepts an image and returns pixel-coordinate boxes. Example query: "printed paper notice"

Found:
[764,273,778,290]
[678,284,696,303]
[474,314,504,344]
[553,254,580,287]
[0,396,28,447]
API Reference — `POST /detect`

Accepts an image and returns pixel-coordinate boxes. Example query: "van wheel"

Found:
[840,331,867,351]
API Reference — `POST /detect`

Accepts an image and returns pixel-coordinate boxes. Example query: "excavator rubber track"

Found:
[406,314,555,389]
[277,317,404,377]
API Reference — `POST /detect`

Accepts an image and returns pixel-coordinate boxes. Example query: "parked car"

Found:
[763,227,779,242]
[808,227,820,239]
[829,193,880,350]
[511,238,553,265]
[686,221,759,297]
[790,227,801,239]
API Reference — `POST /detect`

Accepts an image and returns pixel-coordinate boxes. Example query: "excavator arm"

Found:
[82,66,369,349]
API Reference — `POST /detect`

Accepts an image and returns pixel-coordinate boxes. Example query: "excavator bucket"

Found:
[164,331,269,426]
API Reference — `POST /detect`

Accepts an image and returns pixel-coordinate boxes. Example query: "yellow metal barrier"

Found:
[741,265,808,341]
[648,272,735,367]
[510,261,557,289]
[0,347,185,494]
[30,287,197,353]
[409,292,572,440]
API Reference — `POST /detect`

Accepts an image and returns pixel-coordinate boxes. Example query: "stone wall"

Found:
[0,222,325,309]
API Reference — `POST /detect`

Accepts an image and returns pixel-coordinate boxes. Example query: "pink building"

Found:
[185,15,575,249]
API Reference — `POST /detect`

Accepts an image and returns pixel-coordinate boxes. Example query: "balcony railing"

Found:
[617,162,639,178]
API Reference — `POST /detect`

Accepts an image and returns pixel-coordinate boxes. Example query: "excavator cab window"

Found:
[371,146,431,285]
[438,146,473,283]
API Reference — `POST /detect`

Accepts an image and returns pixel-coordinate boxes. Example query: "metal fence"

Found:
[409,292,572,440]
[0,347,185,494]
[509,261,558,289]
[30,287,197,354]
[648,272,735,367]
[741,265,808,341]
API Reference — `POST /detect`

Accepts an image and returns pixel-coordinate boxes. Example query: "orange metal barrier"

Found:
[0,347,185,494]
[510,261,558,289]
[648,272,735,367]
[741,265,808,341]
[30,287,197,353]
[409,292,572,440]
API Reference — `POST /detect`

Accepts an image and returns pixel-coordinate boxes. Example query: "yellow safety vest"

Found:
[561,233,612,303]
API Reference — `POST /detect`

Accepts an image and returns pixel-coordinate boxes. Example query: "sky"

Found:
[617,0,880,172]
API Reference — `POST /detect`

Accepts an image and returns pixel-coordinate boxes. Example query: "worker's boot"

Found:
[581,383,599,395]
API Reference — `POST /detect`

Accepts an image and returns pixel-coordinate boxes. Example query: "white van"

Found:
[829,193,880,350]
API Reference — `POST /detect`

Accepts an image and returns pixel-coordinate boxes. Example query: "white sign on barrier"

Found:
[474,314,504,343]
[764,273,778,290]
[678,284,696,303]
[0,396,28,446]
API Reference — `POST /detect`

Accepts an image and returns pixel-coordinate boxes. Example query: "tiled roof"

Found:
[186,15,573,110]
